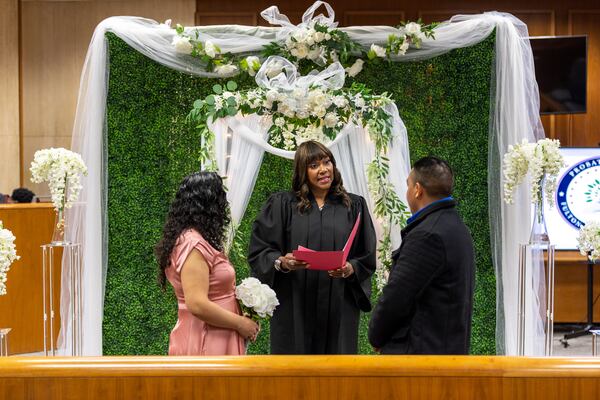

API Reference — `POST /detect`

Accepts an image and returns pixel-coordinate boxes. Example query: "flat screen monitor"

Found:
[529,36,587,115]
[544,147,600,249]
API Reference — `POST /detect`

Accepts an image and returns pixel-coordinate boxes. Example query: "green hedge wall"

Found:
[104,31,496,355]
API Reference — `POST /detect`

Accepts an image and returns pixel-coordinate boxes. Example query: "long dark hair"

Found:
[155,171,230,289]
[292,140,350,213]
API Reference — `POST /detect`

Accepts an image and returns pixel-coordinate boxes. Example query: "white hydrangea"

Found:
[578,221,600,262]
[30,148,88,211]
[235,277,279,319]
[0,222,19,296]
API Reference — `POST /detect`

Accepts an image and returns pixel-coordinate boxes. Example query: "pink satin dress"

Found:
[166,229,246,355]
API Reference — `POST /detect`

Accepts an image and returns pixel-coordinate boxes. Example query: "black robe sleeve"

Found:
[247,192,289,287]
[346,195,377,312]
[368,230,445,348]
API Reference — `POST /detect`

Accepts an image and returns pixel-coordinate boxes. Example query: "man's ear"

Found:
[414,182,422,199]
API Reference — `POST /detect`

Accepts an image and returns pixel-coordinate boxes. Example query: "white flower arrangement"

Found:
[578,221,600,262]
[503,138,564,207]
[369,21,437,59]
[30,148,88,211]
[0,222,19,296]
[168,14,437,78]
[190,76,410,286]
[235,277,279,320]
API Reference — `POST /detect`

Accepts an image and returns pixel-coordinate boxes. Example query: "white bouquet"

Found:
[503,138,564,206]
[30,148,87,211]
[0,222,19,296]
[577,221,600,262]
[235,277,279,320]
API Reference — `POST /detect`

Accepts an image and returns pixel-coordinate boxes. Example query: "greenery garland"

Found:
[169,19,438,78]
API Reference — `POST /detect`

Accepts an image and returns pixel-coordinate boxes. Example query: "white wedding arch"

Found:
[64,3,544,356]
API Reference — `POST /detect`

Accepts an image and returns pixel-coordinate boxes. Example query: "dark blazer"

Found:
[368,199,475,354]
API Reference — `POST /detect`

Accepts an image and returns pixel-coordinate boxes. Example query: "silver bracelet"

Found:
[274,258,291,273]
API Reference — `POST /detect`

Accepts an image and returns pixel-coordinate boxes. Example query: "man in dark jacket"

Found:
[368,156,475,354]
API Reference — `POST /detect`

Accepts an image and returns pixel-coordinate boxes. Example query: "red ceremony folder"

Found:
[292,213,361,271]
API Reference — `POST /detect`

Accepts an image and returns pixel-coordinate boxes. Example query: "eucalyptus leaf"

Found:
[226,81,238,91]
[212,84,223,94]
[205,95,215,105]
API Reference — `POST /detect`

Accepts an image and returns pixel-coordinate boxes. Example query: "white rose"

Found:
[333,95,348,108]
[370,44,386,58]
[244,56,261,76]
[204,40,218,58]
[355,95,366,108]
[306,35,315,46]
[172,36,193,54]
[325,33,331,40]
[295,43,309,59]
[324,112,339,128]
[313,106,327,118]
[292,30,306,42]
[266,89,279,103]
[314,31,326,43]
[399,40,410,55]
[345,58,364,77]
[404,22,422,36]
[296,109,310,119]
[214,64,238,76]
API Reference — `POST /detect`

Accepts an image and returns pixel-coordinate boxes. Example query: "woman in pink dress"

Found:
[155,172,259,355]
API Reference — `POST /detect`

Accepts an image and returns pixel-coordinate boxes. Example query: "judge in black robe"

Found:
[248,141,376,354]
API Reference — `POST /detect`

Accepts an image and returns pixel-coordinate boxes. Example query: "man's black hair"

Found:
[412,156,454,198]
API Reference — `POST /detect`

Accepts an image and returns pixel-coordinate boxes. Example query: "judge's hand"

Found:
[280,253,309,271]
[329,262,354,279]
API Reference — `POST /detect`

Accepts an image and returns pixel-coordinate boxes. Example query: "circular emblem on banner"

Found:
[556,156,600,229]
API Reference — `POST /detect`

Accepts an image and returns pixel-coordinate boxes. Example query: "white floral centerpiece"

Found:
[235,277,279,321]
[577,221,600,262]
[503,138,564,206]
[30,147,87,244]
[503,138,564,242]
[0,222,19,296]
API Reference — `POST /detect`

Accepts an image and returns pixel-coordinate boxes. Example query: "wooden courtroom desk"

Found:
[1,356,600,400]
[0,203,61,354]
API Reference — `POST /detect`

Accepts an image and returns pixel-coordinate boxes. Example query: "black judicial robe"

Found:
[248,191,376,354]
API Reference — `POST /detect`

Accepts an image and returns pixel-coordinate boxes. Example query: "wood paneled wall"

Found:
[0,0,20,195]
[1,0,196,196]
[196,0,600,149]
[2,356,600,400]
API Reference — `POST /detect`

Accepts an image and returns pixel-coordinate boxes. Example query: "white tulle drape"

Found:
[65,9,542,356]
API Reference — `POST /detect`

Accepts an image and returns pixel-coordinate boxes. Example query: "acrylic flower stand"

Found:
[42,243,82,356]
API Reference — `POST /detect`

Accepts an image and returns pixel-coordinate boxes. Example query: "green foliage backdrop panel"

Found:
[104,31,495,355]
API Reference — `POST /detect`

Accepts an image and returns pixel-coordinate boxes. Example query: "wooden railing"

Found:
[1,356,600,399]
